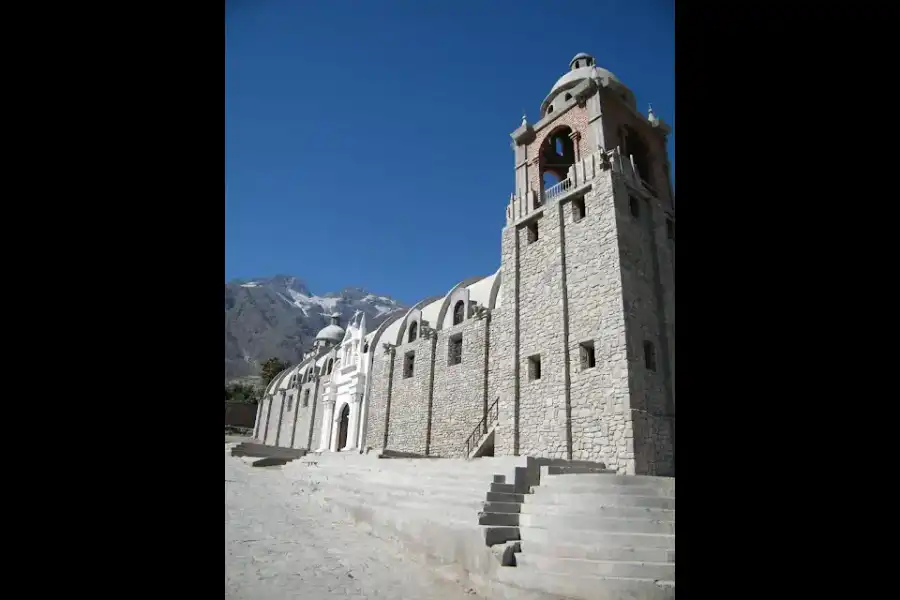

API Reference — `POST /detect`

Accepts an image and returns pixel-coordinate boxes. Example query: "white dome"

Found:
[315,312,345,343]
[540,53,625,116]
[315,324,345,342]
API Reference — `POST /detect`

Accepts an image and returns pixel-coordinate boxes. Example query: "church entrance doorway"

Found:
[337,403,350,451]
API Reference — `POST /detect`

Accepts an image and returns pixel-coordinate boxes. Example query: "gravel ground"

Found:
[225,451,479,600]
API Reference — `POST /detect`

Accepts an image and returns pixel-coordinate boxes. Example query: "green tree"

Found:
[260,357,289,387]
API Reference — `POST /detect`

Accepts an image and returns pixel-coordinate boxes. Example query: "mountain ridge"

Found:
[224,276,407,381]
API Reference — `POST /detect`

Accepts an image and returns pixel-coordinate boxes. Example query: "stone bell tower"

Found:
[494,53,675,476]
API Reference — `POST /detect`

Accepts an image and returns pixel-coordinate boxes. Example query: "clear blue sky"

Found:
[226,0,674,305]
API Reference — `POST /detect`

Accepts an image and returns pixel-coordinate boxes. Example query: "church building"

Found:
[252,53,675,476]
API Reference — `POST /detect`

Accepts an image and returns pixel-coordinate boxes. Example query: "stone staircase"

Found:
[263,450,674,599]
[465,397,500,459]
[282,451,548,598]
[495,471,676,600]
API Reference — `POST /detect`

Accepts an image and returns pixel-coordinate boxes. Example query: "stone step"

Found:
[518,540,675,564]
[479,512,519,527]
[527,491,675,510]
[545,466,617,475]
[496,568,675,600]
[290,466,496,490]
[515,554,675,580]
[291,462,512,484]
[251,456,294,467]
[519,513,675,535]
[543,474,675,492]
[324,496,520,572]
[318,483,485,514]
[323,489,480,521]
[483,501,521,514]
[521,526,675,549]
[520,502,675,520]
[231,446,305,459]
[301,472,490,500]
[532,483,673,497]
[491,483,516,494]
[484,526,521,546]
[486,491,527,503]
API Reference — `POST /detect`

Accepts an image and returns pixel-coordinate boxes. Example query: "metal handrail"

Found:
[464,397,499,457]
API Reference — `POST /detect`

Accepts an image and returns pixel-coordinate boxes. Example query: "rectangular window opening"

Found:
[666,218,675,240]
[528,354,542,381]
[629,196,640,219]
[643,341,657,371]
[286,394,293,412]
[573,197,586,222]
[579,340,596,370]
[527,220,539,244]
[302,390,310,408]
[403,351,415,379]
[448,333,463,366]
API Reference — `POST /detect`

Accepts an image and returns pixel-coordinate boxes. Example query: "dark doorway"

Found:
[337,403,350,451]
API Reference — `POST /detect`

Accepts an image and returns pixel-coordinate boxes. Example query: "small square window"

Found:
[302,390,310,408]
[527,220,539,244]
[629,196,640,219]
[448,333,463,366]
[579,340,596,370]
[572,197,585,222]
[403,351,415,379]
[666,218,675,240]
[643,341,657,371]
[528,354,542,381]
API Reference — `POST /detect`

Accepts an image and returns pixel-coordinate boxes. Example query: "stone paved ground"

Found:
[225,452,480,600]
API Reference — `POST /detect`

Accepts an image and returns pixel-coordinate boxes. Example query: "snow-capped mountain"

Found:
[225,275,406,381]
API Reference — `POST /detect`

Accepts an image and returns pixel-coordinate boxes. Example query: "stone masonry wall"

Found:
[494,224,520,456]
[385,334,434,455]
[429,317,488,457]
[254,398,266,440]
[600,97,673,209]
[290,380,317,449]
[265,393,283,445]
[365,350,391,452]
[615,175,675,476]
[514,203,570,460]
[487,308,513,456]
[277,390,296,447]
[562,172,634,473]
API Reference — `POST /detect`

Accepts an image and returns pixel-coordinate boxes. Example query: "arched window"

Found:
[408,321,418,343]
[363,342,369,354]
[453,301,465,326]
[539,126,575,195]
[622,125,652,186]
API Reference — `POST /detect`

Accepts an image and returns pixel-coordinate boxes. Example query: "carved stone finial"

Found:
[382,342,395,355]
[521,112,527,127]
[648,104,659,125]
